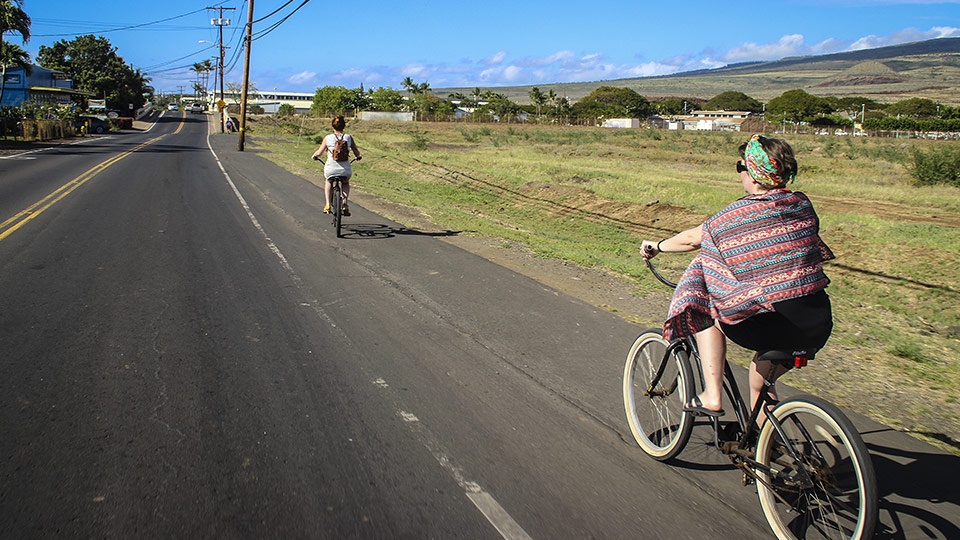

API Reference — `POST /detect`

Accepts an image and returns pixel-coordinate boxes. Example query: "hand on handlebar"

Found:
[641,240,659,260]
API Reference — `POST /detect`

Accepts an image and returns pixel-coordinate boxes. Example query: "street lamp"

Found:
[198,39,224,129]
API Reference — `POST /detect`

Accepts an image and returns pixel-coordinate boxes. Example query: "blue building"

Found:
[1,64,87,108]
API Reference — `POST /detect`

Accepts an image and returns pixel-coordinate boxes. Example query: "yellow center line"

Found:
[0,134,168,242]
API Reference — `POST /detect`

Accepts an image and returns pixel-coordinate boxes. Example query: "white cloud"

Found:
[848,26,960,50]
[483,51,507,65]
[723,34,807,62]
[711,25,960,68]
[287,71,316,85]
[401,63,445,79]
[502,65,524,82]
[810,38,846,55]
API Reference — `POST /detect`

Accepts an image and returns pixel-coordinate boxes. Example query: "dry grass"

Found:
[252,117,960,452]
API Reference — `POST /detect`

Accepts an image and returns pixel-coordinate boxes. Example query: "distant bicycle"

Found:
[623,249,878,539]
[313,156,359,238]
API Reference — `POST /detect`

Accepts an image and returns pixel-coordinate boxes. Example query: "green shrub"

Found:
[409,130,428,150]
[909,146,960,187]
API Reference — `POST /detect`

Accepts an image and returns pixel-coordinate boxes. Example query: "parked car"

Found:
[75,115,111,134]
[190,103,203,114]
[168,102,179,111]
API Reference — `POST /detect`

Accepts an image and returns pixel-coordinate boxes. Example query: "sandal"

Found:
[683,395,724,417]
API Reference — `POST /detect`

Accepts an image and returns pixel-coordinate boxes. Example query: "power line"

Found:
[252,0,311,41]
[142,44,219,72]
[30,5,227,37]
[254,0,296,23]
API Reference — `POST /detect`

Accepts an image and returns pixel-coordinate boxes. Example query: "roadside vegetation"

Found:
[250,116,960,453]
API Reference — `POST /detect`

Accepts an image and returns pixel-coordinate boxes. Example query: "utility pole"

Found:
[208,6,234,133]
[238,0,254,151]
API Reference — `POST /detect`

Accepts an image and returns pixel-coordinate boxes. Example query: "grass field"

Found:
[249,116,960,452]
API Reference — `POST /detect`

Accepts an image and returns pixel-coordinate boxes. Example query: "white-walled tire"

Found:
[756,396,878,540]
[622,330,694,461]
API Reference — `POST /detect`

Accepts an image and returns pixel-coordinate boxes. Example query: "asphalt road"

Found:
[0,113,956,538]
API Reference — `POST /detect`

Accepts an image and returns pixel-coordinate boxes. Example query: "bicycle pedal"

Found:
[742,471,755,486]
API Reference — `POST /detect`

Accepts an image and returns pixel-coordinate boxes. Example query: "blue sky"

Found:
[16,0,960,95]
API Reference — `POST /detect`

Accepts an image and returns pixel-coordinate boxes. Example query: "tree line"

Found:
[310,78,960,133]
[1,1,150,121]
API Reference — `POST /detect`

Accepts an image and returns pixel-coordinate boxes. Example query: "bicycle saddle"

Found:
[756,349,816,367]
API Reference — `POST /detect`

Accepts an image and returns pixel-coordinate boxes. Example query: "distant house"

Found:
[601,118,640,129]
[358,111,414,122]
[1,64,88,108]
[678,110,753,131]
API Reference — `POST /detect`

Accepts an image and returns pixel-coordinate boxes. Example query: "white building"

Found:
[601,118,640,129]
[678,110,753,131]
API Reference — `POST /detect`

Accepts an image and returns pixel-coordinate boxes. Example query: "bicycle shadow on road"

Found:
[338,223,462,240]
[644,422,960,538]
[865,435,960,539]
[663,420,742,472]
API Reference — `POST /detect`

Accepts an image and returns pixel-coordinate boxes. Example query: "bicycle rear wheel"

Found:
[331,183,343,237]
[622,330,694,461]
[756,395,878,540]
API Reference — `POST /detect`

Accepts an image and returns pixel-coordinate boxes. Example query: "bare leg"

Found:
[342,180,350,202]
[750,356,789,427]
[692,323,726,412]
[323,180,331,208]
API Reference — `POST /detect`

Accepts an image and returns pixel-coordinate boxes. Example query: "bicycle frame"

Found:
[643,257,815,481]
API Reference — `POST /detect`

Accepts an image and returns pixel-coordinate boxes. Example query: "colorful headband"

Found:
[743,134,792,188]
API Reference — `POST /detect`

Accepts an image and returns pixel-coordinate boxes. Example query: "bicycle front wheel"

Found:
[622,330,694,461]
[756,396,878,540]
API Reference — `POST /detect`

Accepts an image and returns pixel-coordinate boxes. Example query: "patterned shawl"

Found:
[663,189,834,341]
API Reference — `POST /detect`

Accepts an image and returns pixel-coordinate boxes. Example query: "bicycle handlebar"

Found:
[644,246,679,289]
[312,156,362,163]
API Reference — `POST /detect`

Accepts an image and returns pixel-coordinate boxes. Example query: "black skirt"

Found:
[719,290,833,356]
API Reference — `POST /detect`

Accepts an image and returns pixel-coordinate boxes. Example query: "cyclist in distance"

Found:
[641,134,834,419]
[312,114,362,215]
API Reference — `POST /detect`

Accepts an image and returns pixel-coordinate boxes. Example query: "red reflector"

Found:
[794,356,808,368]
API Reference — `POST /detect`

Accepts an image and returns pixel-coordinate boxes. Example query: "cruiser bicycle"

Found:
[622,252,878,539]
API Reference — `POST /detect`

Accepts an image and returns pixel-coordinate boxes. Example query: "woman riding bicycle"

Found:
[641,134,834,419]
[312,114,362,216]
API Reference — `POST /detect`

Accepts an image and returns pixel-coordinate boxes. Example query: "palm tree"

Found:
[189,59,213,100]
[401,77,430,95]
[0,0,31,106]
[529,87,546,118]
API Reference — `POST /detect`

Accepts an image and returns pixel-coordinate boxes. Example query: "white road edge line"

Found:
[205,133,338,332]
[397,404,533,540]
[0,136,106,160]
[208,143,295,276]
